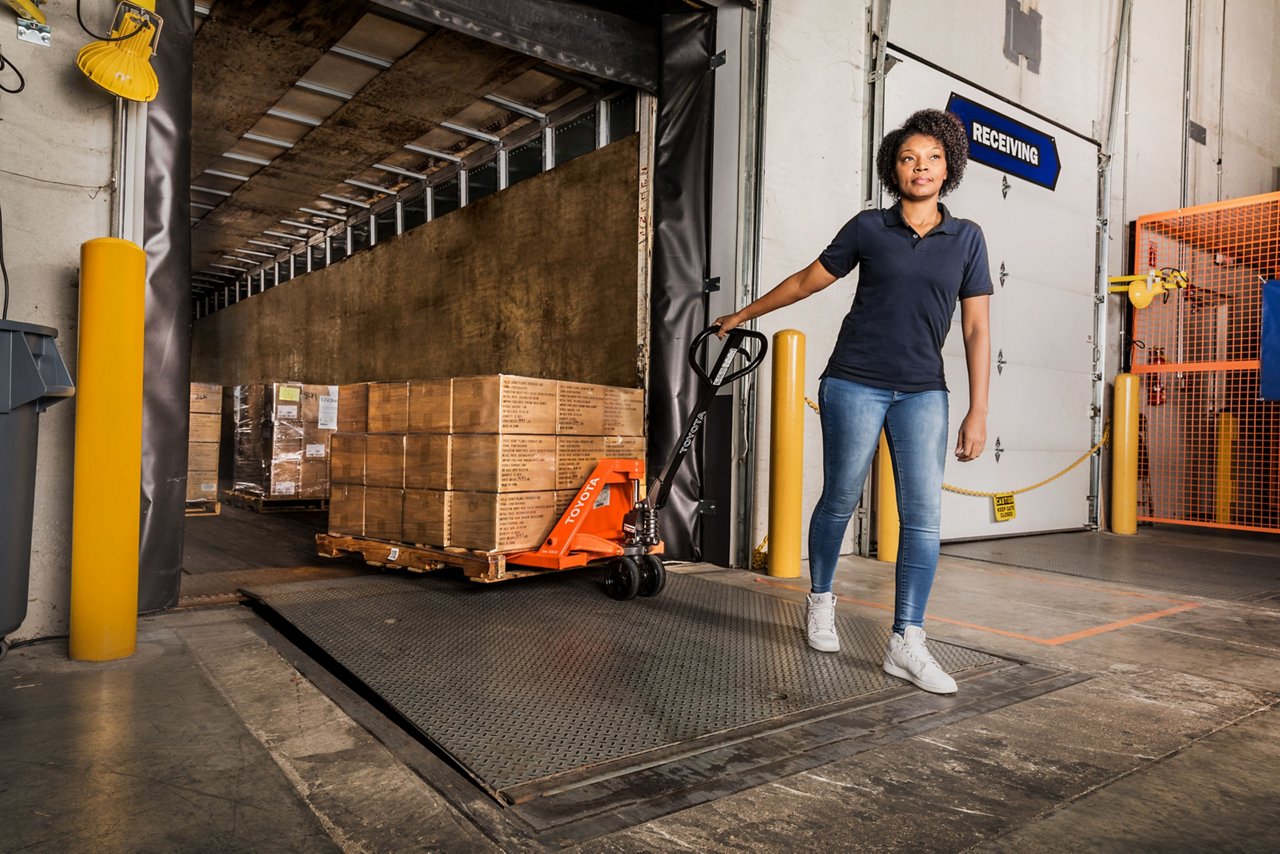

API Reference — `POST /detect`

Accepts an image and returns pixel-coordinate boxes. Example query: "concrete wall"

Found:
[2,7,115,640]
[744,0,1280,559]
[191,136,641,389]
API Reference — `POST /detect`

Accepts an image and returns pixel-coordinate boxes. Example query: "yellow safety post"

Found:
[1110,373,1139,535]
[875,431,899,562]
[768,329,804,578]
[70,238,146,661]
[1215,412,1235,524]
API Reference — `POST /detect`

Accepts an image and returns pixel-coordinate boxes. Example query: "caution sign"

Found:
[992,493,1017,522]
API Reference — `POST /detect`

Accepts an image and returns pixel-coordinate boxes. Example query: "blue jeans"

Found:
[808,376,948,634]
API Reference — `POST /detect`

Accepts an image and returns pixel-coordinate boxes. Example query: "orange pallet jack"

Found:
[507,325,767,599]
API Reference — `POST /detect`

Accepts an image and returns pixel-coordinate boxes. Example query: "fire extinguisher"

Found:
[1147,347,1167,406]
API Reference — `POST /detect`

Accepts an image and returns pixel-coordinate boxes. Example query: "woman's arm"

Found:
[712,259,838,335]
[955,294,990,462]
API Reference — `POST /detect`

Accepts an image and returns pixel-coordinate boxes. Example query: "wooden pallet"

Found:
[315,532,563,584]
[224,489,329,514]
[184,499,221,517]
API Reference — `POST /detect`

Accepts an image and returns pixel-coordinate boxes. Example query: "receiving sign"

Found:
[946,93,1061,190]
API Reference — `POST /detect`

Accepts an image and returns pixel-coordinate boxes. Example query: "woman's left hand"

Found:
[955,410,986,462]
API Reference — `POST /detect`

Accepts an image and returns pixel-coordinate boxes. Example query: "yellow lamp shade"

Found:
[75,3,162,103]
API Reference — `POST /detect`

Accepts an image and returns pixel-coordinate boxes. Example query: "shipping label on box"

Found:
[556,436,604,490]
[329,484,364,536]
[602,386,645,436]
[368,382,410,433]
[189,383,222,415]
[405,433,451,491]
[408,379,452,432]
[269,460,301,496]
[302,384,340,427]
[338,383,369,432]
[186,471,218,501]
[365,433,406,488]
[187,441,219,472]
[189,412,221,444]
[451,434,556,492]
[363,487,404,541]
[303,423,334,457]
[402,489,451,546]
[330,433,366,484]
[449,490,559,552]
[451,374,557,434]
[557,381,606,435]
[273,383,304,421]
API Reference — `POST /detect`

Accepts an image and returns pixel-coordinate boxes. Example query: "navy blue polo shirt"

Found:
[817,202,993,392]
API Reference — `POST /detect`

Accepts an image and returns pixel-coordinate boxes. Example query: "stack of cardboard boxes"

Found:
[187,382,222,505]
[329,375,644,552]
[231,383,340,499]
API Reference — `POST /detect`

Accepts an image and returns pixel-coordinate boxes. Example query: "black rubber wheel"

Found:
[637,554,667,598]
[603,556,641,601]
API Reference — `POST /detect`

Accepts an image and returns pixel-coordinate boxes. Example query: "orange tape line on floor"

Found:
[753,578,1201,647]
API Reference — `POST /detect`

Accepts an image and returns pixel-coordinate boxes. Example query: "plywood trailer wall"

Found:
[191,136,642,388]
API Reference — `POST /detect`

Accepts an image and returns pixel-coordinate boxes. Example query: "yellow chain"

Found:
[753,400,1109,561]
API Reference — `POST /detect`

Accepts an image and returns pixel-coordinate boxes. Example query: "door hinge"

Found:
[993,437,1004,463]
[709,51,727,71]
[703,276,721,293]
[699,499,718,516]
[997,349,1007,375]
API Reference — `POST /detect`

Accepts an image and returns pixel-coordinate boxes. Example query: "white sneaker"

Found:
[883,626,957,694]
[805,592,840,652]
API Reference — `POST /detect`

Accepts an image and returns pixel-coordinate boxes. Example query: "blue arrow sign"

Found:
[946,93,1061,191]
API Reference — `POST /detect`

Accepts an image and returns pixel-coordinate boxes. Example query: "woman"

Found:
[714,108,992,695]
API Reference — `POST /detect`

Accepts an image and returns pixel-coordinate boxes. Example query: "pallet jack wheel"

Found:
[637,555,667,598]
[603,556,641,601]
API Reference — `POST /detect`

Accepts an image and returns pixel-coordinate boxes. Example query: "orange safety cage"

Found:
[1130,191,1280,534]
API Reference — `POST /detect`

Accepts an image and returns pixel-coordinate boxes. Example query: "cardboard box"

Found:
[368,382,410,433]
[408,379,452,432]
[449,490,559,552]
[451,374,557,434]
[186,470,218,502]
[451,434,556,492]
[338,383,369,433]
[405,433,451,491]
[300,459,329,499]
[602,386,644,436]
[268,421,304,458]
[363,486,404,541]
[403,489,451,546]
[554,435,646,490]
[188,442,219,472]
[329,484,364,536]
[272,383,305,421]
[190,383,222,414]
[302,424,333,460]
[189,412,221,444]
[557,381,606,435]
[302,384,340,429]
[330,433,366,484]
[365,433,406,488]
[269,460,301,496]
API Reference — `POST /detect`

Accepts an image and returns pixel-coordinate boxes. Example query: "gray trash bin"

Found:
[1,320,74,660]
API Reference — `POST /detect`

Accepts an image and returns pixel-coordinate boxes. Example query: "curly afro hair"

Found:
[875,108,969,199]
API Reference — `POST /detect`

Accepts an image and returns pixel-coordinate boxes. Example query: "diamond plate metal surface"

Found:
[249,571,998,794]
[942,531,1280,602]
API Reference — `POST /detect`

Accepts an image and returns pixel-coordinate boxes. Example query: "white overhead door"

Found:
[884,52,1100,540]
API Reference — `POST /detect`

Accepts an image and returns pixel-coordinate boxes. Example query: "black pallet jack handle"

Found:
[647,324,768,513]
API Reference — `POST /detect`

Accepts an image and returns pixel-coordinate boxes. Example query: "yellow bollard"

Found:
[1110,373,1139,535]
[1215,412,1235,525]
[70,238,146,661]
[875,431,899,562]
[767,329,804,578]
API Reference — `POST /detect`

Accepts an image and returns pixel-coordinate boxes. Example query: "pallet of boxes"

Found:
[318,374,644,584]
[226,382,339,512]
[187,382,222,516]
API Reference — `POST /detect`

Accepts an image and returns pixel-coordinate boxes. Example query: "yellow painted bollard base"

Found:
[69,237,145,661]
[767,329,804,578]
[1110,373,1139,535]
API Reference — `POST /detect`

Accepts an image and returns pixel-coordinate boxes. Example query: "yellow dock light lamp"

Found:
[1108,268,1189,309]
[75,0,162,102]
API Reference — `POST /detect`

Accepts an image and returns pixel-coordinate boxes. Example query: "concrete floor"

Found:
[3,529,1278,852]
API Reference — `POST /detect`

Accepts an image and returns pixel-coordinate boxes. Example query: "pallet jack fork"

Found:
[508,325,767,599]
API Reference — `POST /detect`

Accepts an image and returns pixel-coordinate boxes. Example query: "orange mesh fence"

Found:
[1131,192,1280,533]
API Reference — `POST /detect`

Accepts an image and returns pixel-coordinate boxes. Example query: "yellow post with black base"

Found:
[69,238,146,661]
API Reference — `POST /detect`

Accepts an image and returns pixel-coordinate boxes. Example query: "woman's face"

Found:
[894,133,947,201]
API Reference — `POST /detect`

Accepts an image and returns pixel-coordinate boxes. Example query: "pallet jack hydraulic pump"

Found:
[508,324,767,599]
